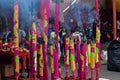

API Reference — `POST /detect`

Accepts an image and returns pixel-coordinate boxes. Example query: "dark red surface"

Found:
[0,50,29,65]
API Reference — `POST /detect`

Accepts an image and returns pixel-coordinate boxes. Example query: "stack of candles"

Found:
[10,0,101,80]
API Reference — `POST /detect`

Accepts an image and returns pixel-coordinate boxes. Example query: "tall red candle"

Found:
[54,0,60,79]
[64,36,70,79]
[95,0,101,80]
[30,22,37,80]
[70,38,76,80]
[13,2,19,80]
[40,0,50,80]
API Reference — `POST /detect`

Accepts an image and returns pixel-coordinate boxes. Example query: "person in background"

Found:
[48,18,62,60]
[117,19,120,39]
[48,18,55,48]
[59,23,66,58]
[19,28,26,48]
[3,27,13,43]
[106,23,113,40]
[18,28,27,78]
[103,21,108,31]
[101,21,110,43]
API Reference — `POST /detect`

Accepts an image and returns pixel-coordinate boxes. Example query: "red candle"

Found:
[29,22,37,80]
[40,0,50,80]
[70,38,76,80]
[95,0,101,80]
[64,36,70,79]
[54,0,60,79]
[13,2,19,80]
[39,44,44,80]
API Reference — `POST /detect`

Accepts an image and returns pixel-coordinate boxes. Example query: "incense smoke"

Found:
[0,0,40,31]
[64,1,96,30]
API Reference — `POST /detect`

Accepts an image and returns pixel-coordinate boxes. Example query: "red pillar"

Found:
[113,0,117,40]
